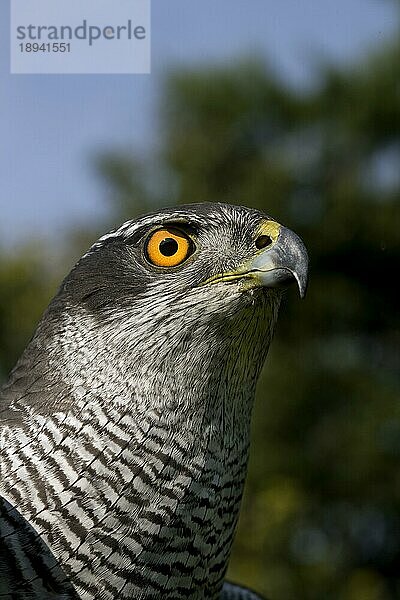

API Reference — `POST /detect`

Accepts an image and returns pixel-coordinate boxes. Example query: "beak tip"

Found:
[297,277,308,299]
[290,234,309,299]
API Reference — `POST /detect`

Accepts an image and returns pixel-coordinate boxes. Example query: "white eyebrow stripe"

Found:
[83,203,263,259]
[85,211,196,255]
[84,216,153,255]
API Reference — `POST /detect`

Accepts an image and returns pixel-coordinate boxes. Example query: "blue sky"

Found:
[0,0,398,246]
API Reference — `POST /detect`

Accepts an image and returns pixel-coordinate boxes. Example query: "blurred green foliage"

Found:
[1,35,399,600]
[0,245,58,381]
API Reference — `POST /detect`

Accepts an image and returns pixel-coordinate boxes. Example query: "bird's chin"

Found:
[238,276,284,297]
[208,275,284,308]
[230,279,283,313]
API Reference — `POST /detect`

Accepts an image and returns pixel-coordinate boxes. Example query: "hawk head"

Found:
[19,202,308,418]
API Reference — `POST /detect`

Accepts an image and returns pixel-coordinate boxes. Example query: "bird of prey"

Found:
[0,202,308,600]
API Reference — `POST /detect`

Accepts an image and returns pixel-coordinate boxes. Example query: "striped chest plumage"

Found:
[1,390,252,600]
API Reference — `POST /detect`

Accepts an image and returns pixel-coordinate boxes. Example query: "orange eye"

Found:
[145,228,193,267]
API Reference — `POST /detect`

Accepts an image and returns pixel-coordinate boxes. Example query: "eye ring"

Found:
[145,227,193,268]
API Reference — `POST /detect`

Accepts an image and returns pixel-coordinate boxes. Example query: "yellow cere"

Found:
[202,220,282,286]
[259,220,281,244]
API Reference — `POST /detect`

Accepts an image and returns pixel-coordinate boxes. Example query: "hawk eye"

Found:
[145,227,193,267]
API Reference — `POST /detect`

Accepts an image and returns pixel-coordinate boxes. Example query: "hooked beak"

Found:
[248,225,309,298]
[205,221,309,298]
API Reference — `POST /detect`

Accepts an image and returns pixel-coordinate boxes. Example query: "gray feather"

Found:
[0,203,305,599]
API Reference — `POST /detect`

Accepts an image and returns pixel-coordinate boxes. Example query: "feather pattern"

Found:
[0,203,305,599]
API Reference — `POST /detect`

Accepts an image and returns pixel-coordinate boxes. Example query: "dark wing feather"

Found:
[0,496,78,599]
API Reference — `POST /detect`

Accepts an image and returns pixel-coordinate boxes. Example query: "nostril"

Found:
[255,234,273,249]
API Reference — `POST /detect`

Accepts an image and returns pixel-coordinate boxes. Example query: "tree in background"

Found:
[1,37,399,600]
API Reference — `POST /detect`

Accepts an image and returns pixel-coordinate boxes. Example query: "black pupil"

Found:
[159,237,179,256]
